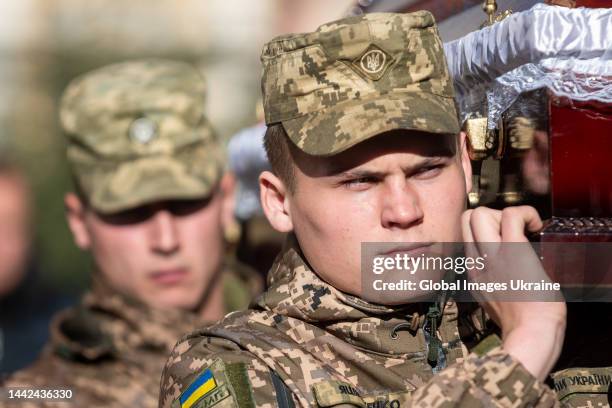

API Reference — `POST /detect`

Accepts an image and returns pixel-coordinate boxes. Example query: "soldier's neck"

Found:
[196,276,225,323]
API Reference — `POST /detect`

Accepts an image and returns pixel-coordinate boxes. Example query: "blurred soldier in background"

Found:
[1,59,260,407]
[228,123,285,279]
[160,12,565,408]
[0,156,72,374]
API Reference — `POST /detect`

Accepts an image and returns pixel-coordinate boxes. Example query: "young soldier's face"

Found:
[66,174,235,311]
[261,131,472,301]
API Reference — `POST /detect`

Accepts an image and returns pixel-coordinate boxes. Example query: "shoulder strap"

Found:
[270,370,295,408]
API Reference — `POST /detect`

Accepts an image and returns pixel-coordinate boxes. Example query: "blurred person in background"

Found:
[1,59,261,407]
[0,157,30,304]
[228,122,285,280]
[0,156,73,375]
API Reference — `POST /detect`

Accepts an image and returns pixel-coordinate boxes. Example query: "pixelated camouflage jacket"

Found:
[550,367,612,408]
[1,264,260,408]
[160,235,560,408]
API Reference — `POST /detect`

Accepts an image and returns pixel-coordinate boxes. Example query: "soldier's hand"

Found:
[461,206,567,381]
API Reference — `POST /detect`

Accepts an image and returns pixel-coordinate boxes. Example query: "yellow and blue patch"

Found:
[180,368,217,408]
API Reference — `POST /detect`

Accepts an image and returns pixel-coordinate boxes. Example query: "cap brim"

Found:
[281,92,460,156]
[85,149,224,214]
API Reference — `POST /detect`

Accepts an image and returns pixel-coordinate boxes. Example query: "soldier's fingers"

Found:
[469,207,503,244]
[500,206,543,242]
[461,210,475,243]
[461,209,481,261]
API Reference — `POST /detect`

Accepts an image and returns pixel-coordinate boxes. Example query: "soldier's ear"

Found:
[259,170,293,233]
[65,192,92,249]
[458,131,473,193]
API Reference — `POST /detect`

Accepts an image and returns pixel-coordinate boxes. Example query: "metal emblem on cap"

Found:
[352,44,393,81]
[128,117,158,144]
[361,49,385,74]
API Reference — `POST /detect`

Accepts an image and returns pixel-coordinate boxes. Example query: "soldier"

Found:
[159,12,566,408]
[0,59,259,407]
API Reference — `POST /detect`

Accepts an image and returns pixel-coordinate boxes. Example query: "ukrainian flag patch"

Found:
[180,368,217,408]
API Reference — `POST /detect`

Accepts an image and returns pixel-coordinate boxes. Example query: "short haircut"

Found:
[71,174,90,207]
[263,124,296,193]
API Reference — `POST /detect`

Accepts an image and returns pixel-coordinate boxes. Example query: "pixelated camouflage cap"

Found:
[60,59,225,214]
[261,11,460,156]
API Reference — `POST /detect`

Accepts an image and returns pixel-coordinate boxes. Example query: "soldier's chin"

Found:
[146,287,200,311]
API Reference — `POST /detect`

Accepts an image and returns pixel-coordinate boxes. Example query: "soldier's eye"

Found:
[98,207,155,225]
[167,197,212,217]
[413,164,444,179]
[342,177,377,189]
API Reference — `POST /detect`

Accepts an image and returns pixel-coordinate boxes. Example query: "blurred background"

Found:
[0,0,542,373]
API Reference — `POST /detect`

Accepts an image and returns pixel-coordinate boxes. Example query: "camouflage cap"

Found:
[60,59,224,214]
[261,11,460,156]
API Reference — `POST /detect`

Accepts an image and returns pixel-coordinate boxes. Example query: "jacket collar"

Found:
[50,275,200,361]
[254,235,449,355]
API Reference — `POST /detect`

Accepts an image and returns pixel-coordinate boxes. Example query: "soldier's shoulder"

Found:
[162,308,273,382]
[160,344,278,408]
[2,349,65,388]
[0,352,89,407]
[175,306,279,349]
[160,310,283,408]
[4,344,160,407]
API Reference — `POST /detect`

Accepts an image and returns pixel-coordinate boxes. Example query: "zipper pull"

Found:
[426,305,442,367]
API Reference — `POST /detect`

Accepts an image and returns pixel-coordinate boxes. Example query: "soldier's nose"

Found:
[150,210,180,254]
[381,182,424,229]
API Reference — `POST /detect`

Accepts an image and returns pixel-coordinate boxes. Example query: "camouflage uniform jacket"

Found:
[1,265,259,408]
[550,367,612,408]
[160,236,560,408]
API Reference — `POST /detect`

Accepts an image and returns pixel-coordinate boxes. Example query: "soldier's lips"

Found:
[149,268,189,285]
[380,242,433,257]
